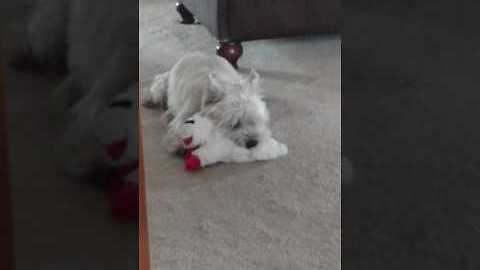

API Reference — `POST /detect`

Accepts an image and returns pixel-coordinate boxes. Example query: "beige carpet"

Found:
[141,0,340,269]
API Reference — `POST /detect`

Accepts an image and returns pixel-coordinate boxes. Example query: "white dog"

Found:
[143,53,275,153]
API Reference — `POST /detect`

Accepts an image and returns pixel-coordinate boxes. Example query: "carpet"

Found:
[140,0,341,269]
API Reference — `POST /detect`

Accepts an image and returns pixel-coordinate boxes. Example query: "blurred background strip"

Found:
[1,29,13,270]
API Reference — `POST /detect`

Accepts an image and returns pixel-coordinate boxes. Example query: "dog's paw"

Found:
[252,138,288,160]
[276,142,288,157]
[141,88,156,107]
[143,72,169,108]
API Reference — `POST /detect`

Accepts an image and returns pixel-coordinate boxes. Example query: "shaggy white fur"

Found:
[144,53,273,152]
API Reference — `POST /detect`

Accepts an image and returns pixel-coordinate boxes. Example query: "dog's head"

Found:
[203,69,271,149]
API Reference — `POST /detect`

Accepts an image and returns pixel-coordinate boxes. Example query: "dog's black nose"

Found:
[245,139,258,149]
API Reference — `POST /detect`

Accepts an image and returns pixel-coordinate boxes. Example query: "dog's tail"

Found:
[142,71,169,109]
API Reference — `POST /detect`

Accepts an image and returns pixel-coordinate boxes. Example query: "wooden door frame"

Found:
[139,100,150,270]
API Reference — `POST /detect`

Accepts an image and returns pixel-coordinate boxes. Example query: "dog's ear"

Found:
[245,69,264,96]
[245,68,260,86]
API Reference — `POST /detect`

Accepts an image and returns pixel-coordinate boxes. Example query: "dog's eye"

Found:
[185,120,195,124]
[232,121,242,129]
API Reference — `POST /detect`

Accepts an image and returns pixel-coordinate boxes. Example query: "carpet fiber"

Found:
[140,0,340,269]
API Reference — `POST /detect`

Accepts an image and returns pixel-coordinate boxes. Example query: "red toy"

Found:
[105,138,138,222]
[183,139,202,171]
[94,87,138,222]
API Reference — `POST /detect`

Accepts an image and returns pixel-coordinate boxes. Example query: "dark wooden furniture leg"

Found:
[176,2,195,24]
[216,41,243,69]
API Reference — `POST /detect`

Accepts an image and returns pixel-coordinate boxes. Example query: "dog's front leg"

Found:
[142,71,169,108]
[251,137,288,161]
[188,141,251,170]
[189,143,225,168]
[225,146,253,163]
[184,138,239,170]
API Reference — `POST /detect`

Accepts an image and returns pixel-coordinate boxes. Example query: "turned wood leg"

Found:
[176,2,195,24]
[216,41,243,69]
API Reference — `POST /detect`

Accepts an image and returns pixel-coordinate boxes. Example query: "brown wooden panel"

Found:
[139,99,150,270]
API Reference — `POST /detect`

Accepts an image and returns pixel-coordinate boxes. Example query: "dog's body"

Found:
[144,53,272,151]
